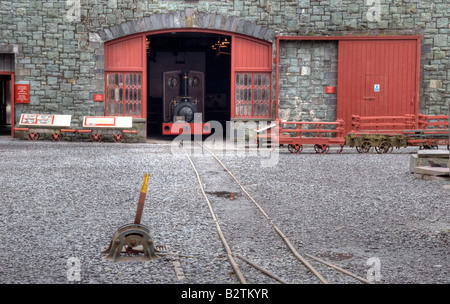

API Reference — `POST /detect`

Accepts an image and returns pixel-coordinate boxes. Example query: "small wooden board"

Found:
[417,150,449,158]
[414,166,450,176]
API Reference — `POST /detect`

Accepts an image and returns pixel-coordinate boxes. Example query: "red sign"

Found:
[325,86,336,94]
[94,94,104,102]
[20,114,55,125]
[15,84,30,104]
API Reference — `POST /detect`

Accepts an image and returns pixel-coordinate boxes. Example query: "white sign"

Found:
[83,116,133,128]
[19,114,72,127]
[374,84,380,92]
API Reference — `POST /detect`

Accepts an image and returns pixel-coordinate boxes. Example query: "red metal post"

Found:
[414,36,422,125]
[11,73,14,138]
[230,34,236,119]
[276,36,279,121]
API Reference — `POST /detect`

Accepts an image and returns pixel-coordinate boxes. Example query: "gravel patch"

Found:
[0,138,234,284]
[209,145,449,284]
[0,137,448,285]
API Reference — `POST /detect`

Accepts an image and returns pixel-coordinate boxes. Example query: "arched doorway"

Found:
[104,29,273,138]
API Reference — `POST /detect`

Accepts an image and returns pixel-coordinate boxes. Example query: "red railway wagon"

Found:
[257,119,346,153]
[258,114,448,154]
[405,114,449,149]
[345,114,449,152]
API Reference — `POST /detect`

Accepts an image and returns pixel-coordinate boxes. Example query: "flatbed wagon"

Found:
[345,114,449,153]
[257,119,346,154]
[258,114,449,154]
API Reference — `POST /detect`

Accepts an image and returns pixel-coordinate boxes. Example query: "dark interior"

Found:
[0,75,12,135]
[146,32,231,137]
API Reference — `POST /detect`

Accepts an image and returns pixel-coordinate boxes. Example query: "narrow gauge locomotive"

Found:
[162,70,211,135]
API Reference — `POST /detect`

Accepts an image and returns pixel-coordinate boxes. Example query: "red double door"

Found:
[337,38,420,134]
[104,32,272,122]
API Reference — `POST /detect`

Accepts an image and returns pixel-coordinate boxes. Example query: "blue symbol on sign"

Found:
[374,84,380,92]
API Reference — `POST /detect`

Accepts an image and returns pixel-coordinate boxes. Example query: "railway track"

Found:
[180,141,372,284]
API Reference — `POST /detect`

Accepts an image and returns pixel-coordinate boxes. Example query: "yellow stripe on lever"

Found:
[141,173,149,193]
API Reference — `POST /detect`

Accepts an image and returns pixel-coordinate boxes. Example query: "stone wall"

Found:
[278,40,338,122]
[0,0,448,136]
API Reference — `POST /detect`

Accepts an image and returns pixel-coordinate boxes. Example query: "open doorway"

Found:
[0,75,12,135]
[146,32,231,137]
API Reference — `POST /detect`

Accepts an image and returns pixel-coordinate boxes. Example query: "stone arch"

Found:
[98,12,276,43]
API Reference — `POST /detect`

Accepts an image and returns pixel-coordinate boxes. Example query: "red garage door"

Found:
[337,38,420,134]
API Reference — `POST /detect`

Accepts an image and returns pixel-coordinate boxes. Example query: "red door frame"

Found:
[275,35,422,124]
[104,29,273,123]
[0,72,14,137]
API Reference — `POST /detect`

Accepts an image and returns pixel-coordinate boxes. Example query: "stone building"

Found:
[0,0,448,141]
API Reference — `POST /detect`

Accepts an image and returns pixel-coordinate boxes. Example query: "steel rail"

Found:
[236,254,287,284]
[200,142,372,284]
[180,144,248,284]
[183,141,369,284]
[197,142,329,284]
[305,254,373,284]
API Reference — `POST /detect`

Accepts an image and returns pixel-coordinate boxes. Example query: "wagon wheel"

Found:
[384,141,394,153]
[288,144,303,154]
[359,141,372,153]
[27,132,39,141]
[90,134,103,143]
[385,141,393,153]
[315,144,329,154]
[113,134,124,143]
[336,145,344,154]
[355,145,362,153]
[375,141,393,154]
[51,133,63,142]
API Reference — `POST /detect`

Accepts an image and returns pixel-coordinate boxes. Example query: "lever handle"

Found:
[134,174,149,225]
